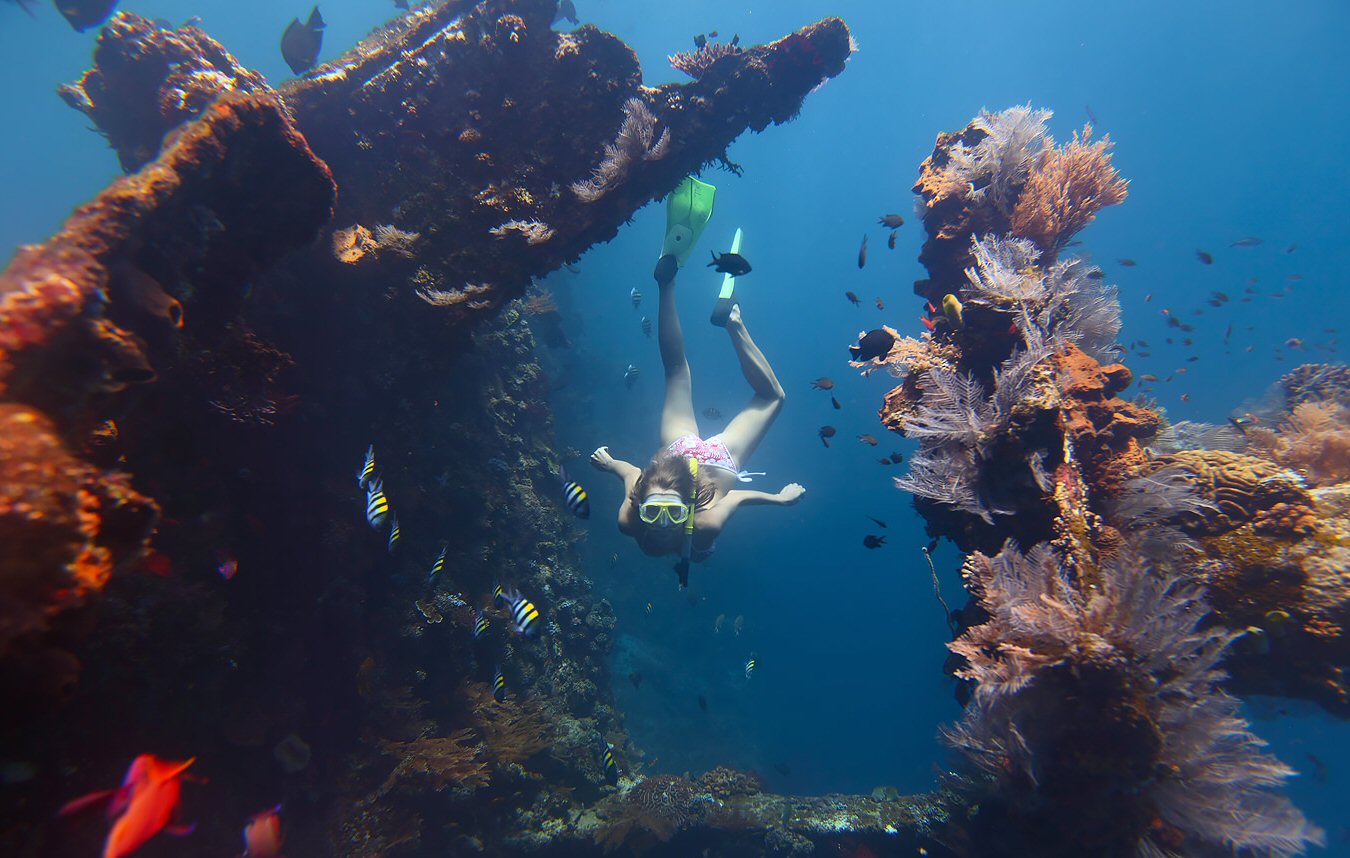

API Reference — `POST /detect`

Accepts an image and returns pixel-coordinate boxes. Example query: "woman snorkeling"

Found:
[591,245,805,588]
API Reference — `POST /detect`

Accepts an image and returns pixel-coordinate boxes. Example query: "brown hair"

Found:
[631,452,717,512]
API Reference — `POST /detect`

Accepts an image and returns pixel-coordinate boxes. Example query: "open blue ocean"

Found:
[2,1,1348,855]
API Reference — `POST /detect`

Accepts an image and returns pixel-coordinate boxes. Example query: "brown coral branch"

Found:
[1010,125,1128,256]
[379,727,490,796]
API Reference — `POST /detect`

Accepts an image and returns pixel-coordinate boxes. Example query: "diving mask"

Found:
[639,492,689,527]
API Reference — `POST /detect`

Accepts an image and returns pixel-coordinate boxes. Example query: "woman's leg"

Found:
[718,305,784,468]
[657,267,698,446]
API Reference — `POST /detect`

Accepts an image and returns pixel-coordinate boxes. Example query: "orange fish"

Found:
[242,805,285,858]
[60,754,199,858]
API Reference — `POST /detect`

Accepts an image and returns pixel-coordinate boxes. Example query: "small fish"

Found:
[602,742,619,785]
[863,534,886,549]
[365,477,391,529]
[877,214,905,229]
[630,286,642,309]
[734,615,745,636]
[811,377,835,390]
[387,514,401,553]
[818,425,836,448]
[493,667,507,702]
[1286,337,1305,349]
[889,452,904,464]
[744,655,756,680]
[693,33,707,49]
[280,6,325,76]
[1140,374,1158,382]
[1086,269,1105,280]
[629,671,643,689]
[428,545,447,583]
[887,231,897,250]
[641,316,652,337]
[857,234,868,269]
[849,328,895,362]
[473,609,489,639]
[857,434,878,446]
[624,364,640,389]
[59,755,199,858]
[708,251,752,276]
[714,613,726,634]
[560,467,590,519]
[554,0,578,25]
[1285,243,1297,254]
[868,516,887,528]
[498,587,541,636]
[1230,236,1262,248]
[925,538,940,554]
[1180,393,1190,402]
[358,444,376,489]
[1117,258,1137,267]
[54,0,118,32]
[702,406,723,419]
[216,551,239,581]
[941,294,964,330]
[242,805,284,858]
[1227,416,1253,436]
[1085,103,1099,126]
[1195,250,1213,265]
[831,395,841,410]
[697,695,708,711]
[645,602,653,615]
[845,291,861,306]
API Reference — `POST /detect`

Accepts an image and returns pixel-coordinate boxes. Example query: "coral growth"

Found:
[378,727,491,797]
[571,98,671,202]
[1009,125,1128,257]
[1143,450,1313,537]
[1278,362,1350,410]
[918,104,1052,216]
[697,766,763,799]
[1248,399,1350,487]
[489,219,557,245]
[333,223,421,263]
[668,40,743,79]
[945,541,1323,858]
[464,681,556,765]
[594,774,704,852]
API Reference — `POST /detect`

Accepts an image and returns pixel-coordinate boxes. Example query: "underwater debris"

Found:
[668,39,743,79]
[571,98,671,203]
[945,540,1324,858]
[1009,124,1129,257]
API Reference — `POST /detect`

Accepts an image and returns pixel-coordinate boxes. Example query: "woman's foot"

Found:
[726,303,743,331]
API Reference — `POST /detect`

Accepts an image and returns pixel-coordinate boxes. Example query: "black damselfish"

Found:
[849,328,895,362]
[281,6,325,75]
[708,251,752,276]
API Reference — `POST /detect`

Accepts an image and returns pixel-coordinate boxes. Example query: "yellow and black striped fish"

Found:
[745,655,756,680]
[428,545,446,583]
[498,587,541,637]
[473,609,489,640]
[560,467,590,520]
[493,583,506,606]
[493,667,507,702]
[387,513,401,553]
[602,742,619,785]
[358,443,376,490]
[365,477,391,529]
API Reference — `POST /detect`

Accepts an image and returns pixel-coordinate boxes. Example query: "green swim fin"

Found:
[661,176,716,267]
[709,227,742,328]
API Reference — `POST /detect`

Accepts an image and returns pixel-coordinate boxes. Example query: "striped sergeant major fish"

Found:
[602,741,619,785]
[387,513,401,553]
[428,545,447,583]
[358,444,376,490]
[473,609,489,640]
[560,467,590,519]
[497,587,541,637]
[365,477,391,529]
[493,666,507,702]
[745,654,756,680]
[493,583,506,606]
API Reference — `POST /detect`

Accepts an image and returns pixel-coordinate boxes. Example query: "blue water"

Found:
[3,0,1349,849]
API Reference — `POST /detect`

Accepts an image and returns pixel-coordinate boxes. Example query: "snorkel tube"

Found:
[674,457,698,589]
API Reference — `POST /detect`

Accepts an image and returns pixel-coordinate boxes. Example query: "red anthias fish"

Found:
[242,804,285,858]
[59,754,199,858]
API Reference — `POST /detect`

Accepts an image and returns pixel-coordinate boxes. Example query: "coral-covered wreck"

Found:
[864,104,1339,856]
[0,2,901,856]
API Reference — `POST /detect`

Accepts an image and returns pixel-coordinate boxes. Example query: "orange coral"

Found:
[1010,125,1128,256]
[378,727,490,796]
[464,681,555,764]
[332,224,376,264]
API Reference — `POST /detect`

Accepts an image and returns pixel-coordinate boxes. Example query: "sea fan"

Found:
[901,367,994,451]
[964,233,1046,303]
[938,104,1053,215]
[943,541,1324,857]
[894,445,990,523]
[1106,466,1219,531]
[1010,124,1129,255]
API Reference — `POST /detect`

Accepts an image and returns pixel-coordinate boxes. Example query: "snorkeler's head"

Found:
[631,453,712,542]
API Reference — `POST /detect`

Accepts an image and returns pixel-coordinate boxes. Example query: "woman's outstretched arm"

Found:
[592,446,643,535]
[697,483,805,533]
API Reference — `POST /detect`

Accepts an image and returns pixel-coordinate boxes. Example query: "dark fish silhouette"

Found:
[831,395,841,410]
[697,695,708,712]
[1117,258,1137,267]
[773,762,792,776]
[857,234,868,269]
[55,0,117,31]
[1230,236,1262,248]
[554,0,578,25]
[877,214,904,229]
[1085,103,1098,126]
[868,516,887,528]
[849,328,895,362]
[887,231,897,250]
[818,426,836,448]
[810,377,834,390]
[628,671,643,690]
[863,534,886,549]
[702,406,723,419]
[708,251,751,276]
[1195,250,1213,265]
[693,33,707,49]
[889,452,904,464]
[281,6,325,75]
[845,291,861,306]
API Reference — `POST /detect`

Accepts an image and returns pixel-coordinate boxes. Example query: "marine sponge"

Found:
[1009,125,1129,257]
[945,541,1323,858]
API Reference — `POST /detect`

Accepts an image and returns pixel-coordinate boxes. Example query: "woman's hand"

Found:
[777,483,806,505]
[591,446,616,472]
